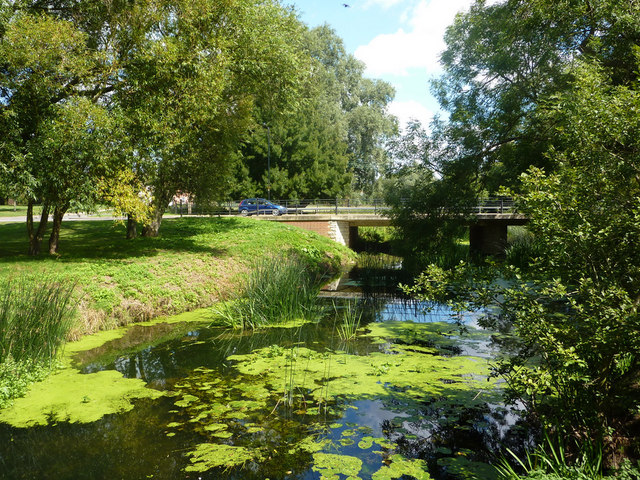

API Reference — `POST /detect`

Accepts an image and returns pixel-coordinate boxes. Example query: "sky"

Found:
[288,0,477,131]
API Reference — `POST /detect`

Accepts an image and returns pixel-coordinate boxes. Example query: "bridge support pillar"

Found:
[469,223,508,257]
[349,226,359,249]
[329,221,350,247]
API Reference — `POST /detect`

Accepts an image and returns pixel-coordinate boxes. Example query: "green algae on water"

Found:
[0,367,162,427]
[0,313,210,427]
[312,453,363,480]
[371,455,431,480]
[186,443,259,472]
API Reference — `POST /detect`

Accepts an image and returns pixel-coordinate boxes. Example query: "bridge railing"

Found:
[169,196,516,216]
[473,197,517,214]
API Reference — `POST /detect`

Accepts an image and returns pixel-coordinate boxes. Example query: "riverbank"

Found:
[0,217,356,338]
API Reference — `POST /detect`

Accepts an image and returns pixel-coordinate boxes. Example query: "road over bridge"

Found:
[259,211,527,256]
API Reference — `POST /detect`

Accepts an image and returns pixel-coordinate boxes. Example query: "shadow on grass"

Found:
[0,217,255,261]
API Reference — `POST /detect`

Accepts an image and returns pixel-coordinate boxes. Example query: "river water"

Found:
[0,263,531,480]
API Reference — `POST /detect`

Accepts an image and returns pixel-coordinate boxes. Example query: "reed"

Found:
[213,255,325,329]
[335,300,363,341]
[496,432,611,480]
[0,278,77,364]
[505,228,544,270]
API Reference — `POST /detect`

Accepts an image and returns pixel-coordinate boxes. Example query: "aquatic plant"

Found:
[335,300,363,341]
[0,277,77,364]
[505,227,543,270]
[496,432,640,480]
[212,255,326,328]
[351,253,408,299]
[0,356,51,409]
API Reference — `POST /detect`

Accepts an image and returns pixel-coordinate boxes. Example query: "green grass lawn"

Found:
[0,217,354,337]
[0,205,30,217]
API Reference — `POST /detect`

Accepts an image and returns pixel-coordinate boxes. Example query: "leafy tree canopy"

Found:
[431,0,640,194]
[235,24,397,200]
[0,0,311,249]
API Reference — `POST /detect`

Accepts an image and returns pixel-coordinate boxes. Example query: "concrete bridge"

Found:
[259,211,528,256]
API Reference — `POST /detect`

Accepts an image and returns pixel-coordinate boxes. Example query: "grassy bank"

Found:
[0,217,355,338]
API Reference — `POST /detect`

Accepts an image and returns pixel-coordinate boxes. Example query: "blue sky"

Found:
[288,0,477,130]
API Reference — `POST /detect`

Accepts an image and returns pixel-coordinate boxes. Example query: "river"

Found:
[0,260,531,479]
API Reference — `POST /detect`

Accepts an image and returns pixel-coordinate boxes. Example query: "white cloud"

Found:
[388,100,434,132]
[355,0,474,77]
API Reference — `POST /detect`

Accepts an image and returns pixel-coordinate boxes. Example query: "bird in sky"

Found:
[342,3,350,7]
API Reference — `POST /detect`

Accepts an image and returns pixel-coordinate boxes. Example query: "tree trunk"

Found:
[141,201,166,238]
[48,205,67,254]
[27,200,50,256]
[126,214,137,239]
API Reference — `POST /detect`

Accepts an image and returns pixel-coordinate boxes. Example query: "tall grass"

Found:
[505,226,544,270]
[495,432,640,480]
[0,278,77,408]
[334,300,363,341]
[213,255,325,329]
[0,278,77,364]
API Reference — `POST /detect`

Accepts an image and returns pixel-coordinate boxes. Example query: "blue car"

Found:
[238,198,287,216]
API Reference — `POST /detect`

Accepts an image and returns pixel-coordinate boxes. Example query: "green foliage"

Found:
[505,227,544,270]
[212,255,325,329]
[406,60,640,457]
[0,9,148,252]
[235,25,397,199]
[429,0,640,194]
[0,277,76,408]
[389,0,640,260]
[1,0,311,246]
[121,0,311,235]
[497,434,640,480]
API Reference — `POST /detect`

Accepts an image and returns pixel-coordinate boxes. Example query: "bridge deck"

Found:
[260,212,527,226]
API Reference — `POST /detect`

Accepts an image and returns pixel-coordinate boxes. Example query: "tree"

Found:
[0,10,146,254]
[425,0,640,195]
[118,0,309,237]
[388,0,640,268]
[1,0,309,248]
[236,99,352,200]
[236,25,397,200]
[407,58,640,468]
[308,25,397,196]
